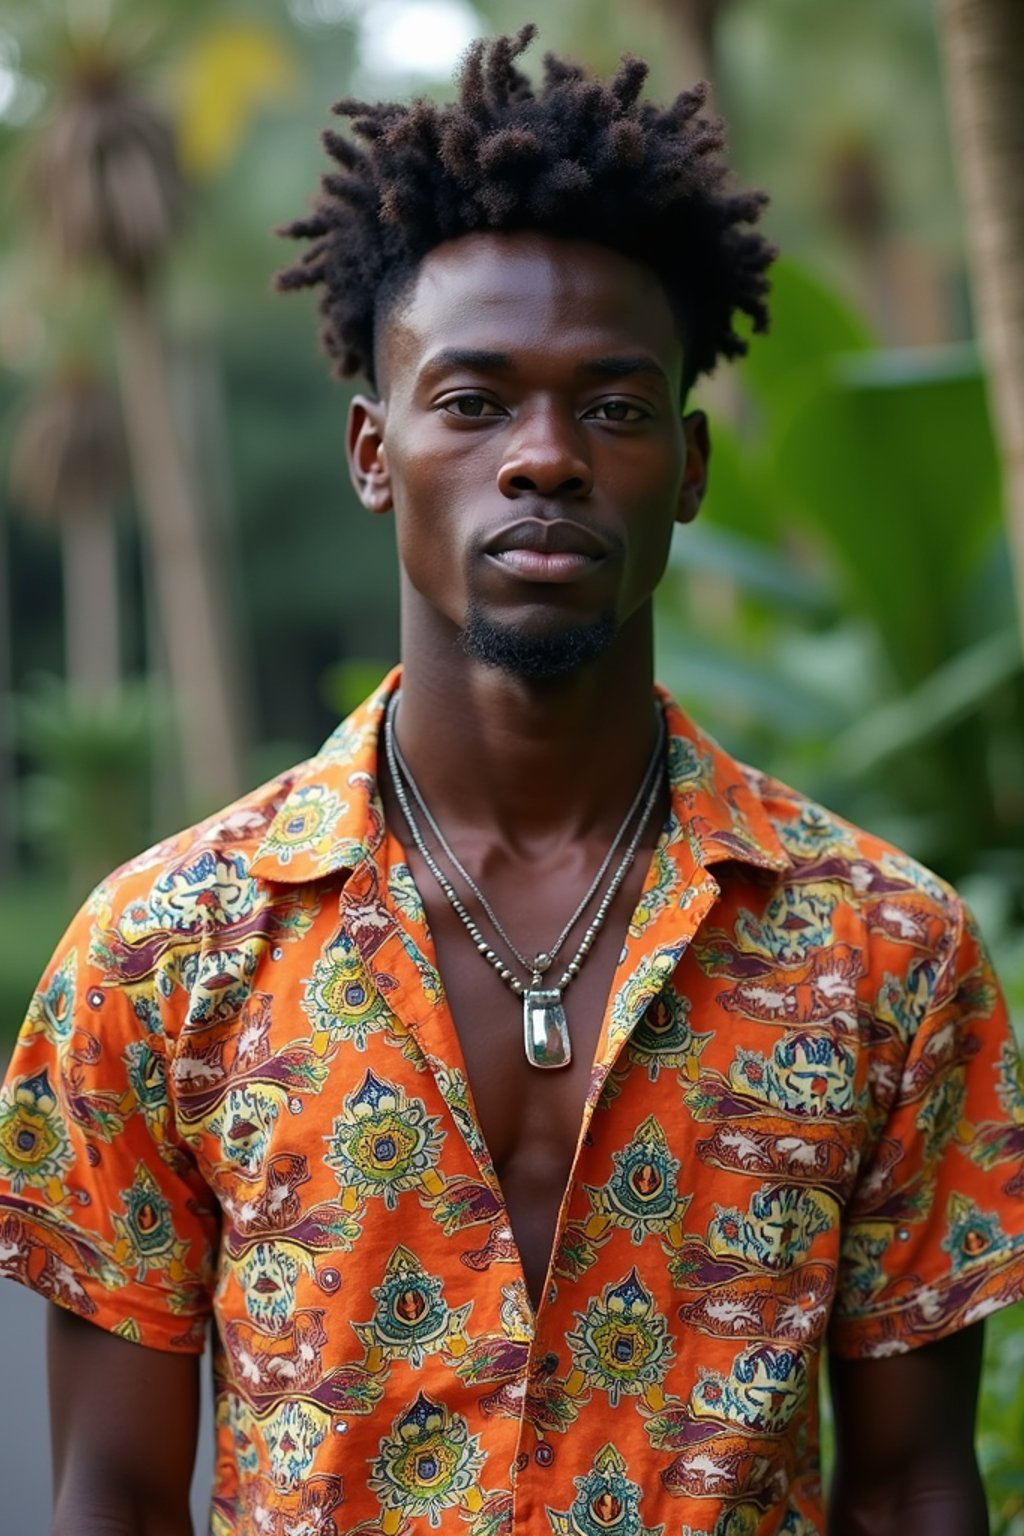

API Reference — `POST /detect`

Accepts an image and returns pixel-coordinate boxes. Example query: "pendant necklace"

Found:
[383,692,665,1070]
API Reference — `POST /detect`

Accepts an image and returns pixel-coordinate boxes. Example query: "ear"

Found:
[677,409,710,525]
[347,395,392,514]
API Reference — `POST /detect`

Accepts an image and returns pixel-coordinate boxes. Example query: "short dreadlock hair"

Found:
[276,25,774,396]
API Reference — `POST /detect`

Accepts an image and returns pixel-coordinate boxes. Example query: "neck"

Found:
[392,604,660,853]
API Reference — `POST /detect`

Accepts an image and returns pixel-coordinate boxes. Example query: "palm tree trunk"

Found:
[645,0,723,89]
[115,279,244,808]
[938,0,1024,648]
[62,506,120,694]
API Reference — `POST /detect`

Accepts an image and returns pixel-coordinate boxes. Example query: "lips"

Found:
[483,518,609,558]
[482,517,611,583]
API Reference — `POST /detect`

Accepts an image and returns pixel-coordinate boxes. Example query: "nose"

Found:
[496,404,593,500]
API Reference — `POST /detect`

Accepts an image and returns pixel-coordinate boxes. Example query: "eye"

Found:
[439,394,505,419]
[585,399,650,423]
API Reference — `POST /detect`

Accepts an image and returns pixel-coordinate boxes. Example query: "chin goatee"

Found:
[458,607,617,680]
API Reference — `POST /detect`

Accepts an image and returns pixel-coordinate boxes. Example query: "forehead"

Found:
[378,231,683,391]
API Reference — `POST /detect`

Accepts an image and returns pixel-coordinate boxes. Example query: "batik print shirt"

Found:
[2,670,1023,1536]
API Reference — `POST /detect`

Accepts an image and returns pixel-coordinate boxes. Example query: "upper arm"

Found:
[48,1306,200,1536]
[828,1322,988,1536]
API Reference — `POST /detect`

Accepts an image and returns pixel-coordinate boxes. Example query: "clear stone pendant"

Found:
[523,987,572,1070]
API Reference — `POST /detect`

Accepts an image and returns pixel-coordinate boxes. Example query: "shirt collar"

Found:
[249,667,790,884]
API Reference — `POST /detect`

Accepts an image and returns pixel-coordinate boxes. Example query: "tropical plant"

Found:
[14,672,166,897]
[980,1302,1024,1535]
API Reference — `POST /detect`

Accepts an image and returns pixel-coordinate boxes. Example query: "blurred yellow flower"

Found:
[177,22,298,178]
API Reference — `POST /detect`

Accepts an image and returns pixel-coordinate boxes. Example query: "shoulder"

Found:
[663,692,963,932]
[91,759,317,923]
[734,764,991,1048]
[40,758,328,1043]
[746,762,962,920]
[21,679,391,1047]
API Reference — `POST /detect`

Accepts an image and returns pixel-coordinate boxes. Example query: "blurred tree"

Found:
[27,18,245,807]
[938,0,1024,649]
[643,0,725,89]
[9,364,127,693]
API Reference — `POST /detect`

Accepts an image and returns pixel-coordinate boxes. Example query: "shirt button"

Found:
[535,1443,554,1468]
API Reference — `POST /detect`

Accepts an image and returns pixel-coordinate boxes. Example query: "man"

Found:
[1,26,1022,1536]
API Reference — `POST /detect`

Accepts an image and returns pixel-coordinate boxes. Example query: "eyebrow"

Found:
[419,348,669,385]
[579,355,669,385]
[419,347,513,379]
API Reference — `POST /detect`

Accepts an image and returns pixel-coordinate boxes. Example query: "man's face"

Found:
[348,231,706,679]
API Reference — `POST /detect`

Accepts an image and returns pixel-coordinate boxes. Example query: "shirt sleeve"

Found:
[0,886,218,1353]
[829,897,1024,1358]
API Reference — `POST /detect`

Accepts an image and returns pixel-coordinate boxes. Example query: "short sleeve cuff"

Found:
[0,1195,210,1354]
[829,1243,1024,1359]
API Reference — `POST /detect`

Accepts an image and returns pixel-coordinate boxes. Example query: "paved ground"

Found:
[1,1281,215,1531]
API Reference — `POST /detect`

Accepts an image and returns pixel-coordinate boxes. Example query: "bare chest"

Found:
[396,832,659,1305]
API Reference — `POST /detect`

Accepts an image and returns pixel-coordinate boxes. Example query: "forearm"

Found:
[828,1325,988,1536]
[47,1307,200,1536]
[829,1463,989,1536]
[53,1512,193,1536]
[52,1473,195,1536]
[53,1513,194,1536]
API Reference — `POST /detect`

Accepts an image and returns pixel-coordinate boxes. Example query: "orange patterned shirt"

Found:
[2,670,1023,1535]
